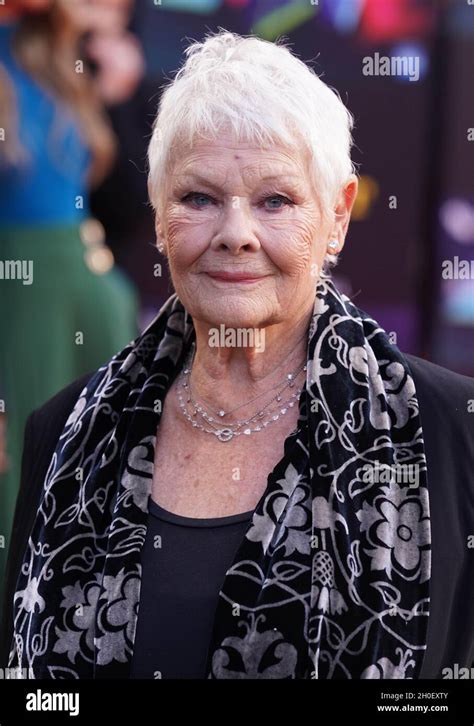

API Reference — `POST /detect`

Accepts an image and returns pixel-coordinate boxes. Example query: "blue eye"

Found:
[263,195,293,210]
[182,192,213,207]
[181,192,293,210]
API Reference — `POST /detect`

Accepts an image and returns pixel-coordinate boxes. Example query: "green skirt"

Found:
[0,223,139,614]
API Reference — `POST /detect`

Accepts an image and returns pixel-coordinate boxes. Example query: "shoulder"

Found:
[404,353,474,484]
[24,369,97,473]
[21,369,96,502]
[405,353,474,423]
[405,353,474,440]
[405,352,474,393]
[30,371,95,433]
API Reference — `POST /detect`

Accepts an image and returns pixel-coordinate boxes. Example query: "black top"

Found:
[130,497,253,679]
[1,354,473,678]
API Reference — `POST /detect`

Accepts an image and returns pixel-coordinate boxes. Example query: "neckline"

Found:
[148,495,254,528]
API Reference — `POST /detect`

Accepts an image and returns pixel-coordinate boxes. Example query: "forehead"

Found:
[169,136,310,186]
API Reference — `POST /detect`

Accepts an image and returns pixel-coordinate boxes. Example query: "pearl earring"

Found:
[328,239,339,251]
[157,241,164,254]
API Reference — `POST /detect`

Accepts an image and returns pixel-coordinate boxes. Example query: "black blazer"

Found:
[1,355,473,678]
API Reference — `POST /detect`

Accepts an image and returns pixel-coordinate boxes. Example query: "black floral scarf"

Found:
[8,278,431,679]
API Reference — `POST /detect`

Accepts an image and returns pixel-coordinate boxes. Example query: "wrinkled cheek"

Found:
[166,213,192,247]
[294,239,315,274]
[164,219,181,260]
[271,229,317,277]
[295,219,328,276]
[164,214,210,300]
[166,209,215,252]
[166,220,205,270]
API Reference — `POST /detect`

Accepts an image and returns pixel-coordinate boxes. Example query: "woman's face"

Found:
[157,134,355,330]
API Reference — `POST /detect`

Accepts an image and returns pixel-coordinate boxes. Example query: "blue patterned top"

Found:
[0,21,91,224]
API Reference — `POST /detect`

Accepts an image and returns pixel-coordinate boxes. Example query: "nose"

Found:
[209,199,261,254]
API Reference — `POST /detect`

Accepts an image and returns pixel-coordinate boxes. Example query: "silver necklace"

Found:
[177,344,307,442]
[183,341,306,424]
[189,328,309,420]
[188,361,306,427]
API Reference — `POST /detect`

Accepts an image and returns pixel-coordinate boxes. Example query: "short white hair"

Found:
[148,29,356,265]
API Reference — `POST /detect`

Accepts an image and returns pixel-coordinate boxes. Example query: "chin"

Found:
[197,298,274,331]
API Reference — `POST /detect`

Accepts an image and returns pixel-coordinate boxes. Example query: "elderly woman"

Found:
[1,30,473,681]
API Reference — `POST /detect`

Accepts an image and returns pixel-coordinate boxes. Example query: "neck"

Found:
[187,303,314,421]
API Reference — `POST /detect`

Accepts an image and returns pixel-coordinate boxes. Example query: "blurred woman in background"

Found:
[0,0,141,612]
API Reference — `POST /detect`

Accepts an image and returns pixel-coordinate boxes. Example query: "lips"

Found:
[205,271,267,283]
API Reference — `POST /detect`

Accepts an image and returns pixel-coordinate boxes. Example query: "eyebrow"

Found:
[175,173,302,190]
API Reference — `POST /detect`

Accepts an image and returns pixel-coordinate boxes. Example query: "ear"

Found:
[330,175,359,253]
